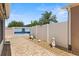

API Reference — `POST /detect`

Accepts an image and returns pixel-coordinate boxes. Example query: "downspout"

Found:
[66,8,72,50]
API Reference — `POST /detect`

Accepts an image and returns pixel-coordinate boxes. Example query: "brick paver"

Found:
[9,36,56,56]
[6,36,75,56]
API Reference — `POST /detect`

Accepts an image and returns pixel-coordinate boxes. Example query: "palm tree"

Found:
[39,11,58,25]
[30,11,58,26]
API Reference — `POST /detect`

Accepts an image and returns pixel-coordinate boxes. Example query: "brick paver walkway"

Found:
[6,36,75,56]
[9,36,56,56]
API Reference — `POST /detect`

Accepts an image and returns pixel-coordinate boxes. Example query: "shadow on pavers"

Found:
[1,41,11,56]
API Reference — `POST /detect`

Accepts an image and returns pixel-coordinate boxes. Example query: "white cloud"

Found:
[5,4,68,27]
[37,4,68,22]
[56,9,68,22]
[49,6,68,22]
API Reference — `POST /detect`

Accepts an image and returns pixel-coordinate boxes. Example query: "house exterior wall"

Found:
[71,5,79,55]
[0,19,5,55]
[0,40,4,55]
[0,3,10,55]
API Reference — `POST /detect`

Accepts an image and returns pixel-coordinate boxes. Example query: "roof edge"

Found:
[62,3,79,10]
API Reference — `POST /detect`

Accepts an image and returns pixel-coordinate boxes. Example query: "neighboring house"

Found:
[64,3,79,55]
[23,24,31,27]
[0,3,10,55]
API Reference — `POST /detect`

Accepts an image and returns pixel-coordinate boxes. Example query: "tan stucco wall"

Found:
[0,3,10,55]
[71,5,79,55]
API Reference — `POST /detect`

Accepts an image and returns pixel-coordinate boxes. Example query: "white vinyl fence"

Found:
[5,28,14,39]
[30,22,68,49]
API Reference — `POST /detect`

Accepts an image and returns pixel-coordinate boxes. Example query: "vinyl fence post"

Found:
[47,24,49,43]
[36,26,37,39]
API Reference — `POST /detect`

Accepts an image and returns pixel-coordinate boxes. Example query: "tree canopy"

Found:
[30,11,58,27]
[8,11,58,27]
[8,21,24,27]
[30,20,39,27]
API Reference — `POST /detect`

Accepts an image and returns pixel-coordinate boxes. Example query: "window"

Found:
[0,20,3,44]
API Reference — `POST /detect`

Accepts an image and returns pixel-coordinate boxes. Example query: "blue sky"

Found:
[5,3,69,27]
